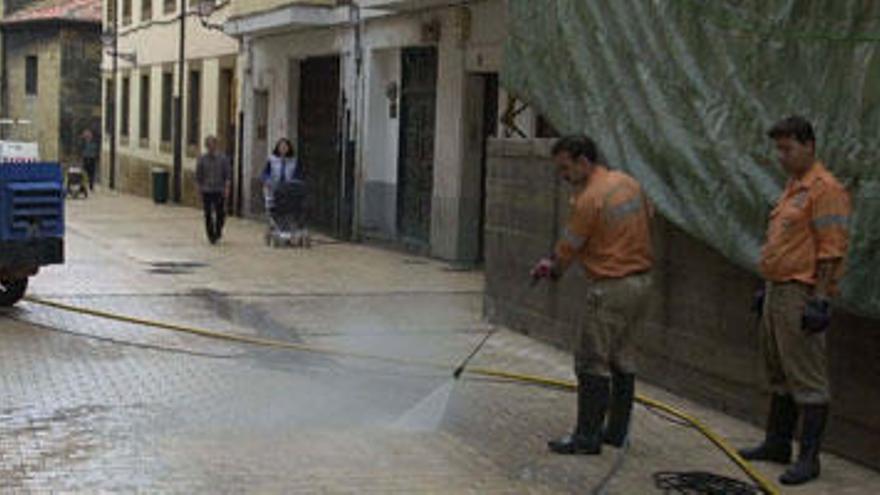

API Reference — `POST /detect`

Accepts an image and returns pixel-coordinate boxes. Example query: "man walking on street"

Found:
[81,129,99,191]
[195,136,232,245]
[739,116,851,486]
[531,135,654,456]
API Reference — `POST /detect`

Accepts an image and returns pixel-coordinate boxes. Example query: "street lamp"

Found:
[100,27,132,191]
[172,2,186,203]
[172,0,227,204]
[100,29,118,190]
[197,1,224,31]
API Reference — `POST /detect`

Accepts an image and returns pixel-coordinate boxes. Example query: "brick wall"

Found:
[484,139,880,469]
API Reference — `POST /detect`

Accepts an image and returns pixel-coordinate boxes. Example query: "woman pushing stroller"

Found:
[262,138,310,247]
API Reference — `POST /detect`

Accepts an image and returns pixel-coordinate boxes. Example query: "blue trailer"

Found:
[0,163,65,306]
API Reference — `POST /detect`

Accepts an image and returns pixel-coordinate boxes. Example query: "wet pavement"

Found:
[0,191,878,493]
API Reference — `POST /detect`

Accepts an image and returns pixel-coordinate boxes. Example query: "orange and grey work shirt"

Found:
[760,162,851,287]
[555,166,654,280]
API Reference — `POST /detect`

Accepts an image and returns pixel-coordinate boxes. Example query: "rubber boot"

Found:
[780,404,828,485]
[603,370,635,447]
[738,394,797,464]
[548,374,609,455]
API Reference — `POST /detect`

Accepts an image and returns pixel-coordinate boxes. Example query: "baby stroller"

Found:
[264,180,311,248]
[65,165,89,199]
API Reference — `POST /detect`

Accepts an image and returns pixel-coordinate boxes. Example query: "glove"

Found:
[530,257,558,283]
[802,298,831,334]
[751,288,765,317]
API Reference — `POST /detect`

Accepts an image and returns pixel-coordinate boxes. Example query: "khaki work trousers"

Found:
[574,272,653,377]
[761,281,830,404]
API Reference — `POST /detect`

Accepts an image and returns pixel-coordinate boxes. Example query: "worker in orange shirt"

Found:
[739,116,851,486]
[531,135,654,455]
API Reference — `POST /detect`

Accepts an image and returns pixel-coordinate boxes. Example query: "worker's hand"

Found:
[802,298,831,334]
[530,257,558,283]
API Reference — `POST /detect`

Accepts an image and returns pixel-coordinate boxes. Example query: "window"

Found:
[122,0,132,25]
[161,72,173,142]
[25,56,38,95]
[142,0,153,21]
[121,76,130,137]
[187,70,201,146]
[105,79,116,135]
[164,0,176,15]
[140,74,151,141]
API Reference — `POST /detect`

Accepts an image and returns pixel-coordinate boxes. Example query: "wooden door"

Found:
[298,56,342,234]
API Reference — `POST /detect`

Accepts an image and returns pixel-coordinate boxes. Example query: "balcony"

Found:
[355,0,469,9]
[228,0,337,21]
[225,0,348,36]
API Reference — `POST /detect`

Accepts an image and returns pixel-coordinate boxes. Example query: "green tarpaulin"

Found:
[503,0,880,318]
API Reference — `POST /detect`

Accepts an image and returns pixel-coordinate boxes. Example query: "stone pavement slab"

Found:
[0,191,875,493]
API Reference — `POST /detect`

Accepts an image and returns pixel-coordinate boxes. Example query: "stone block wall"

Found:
[115,153,200,207]
[3,26,61,160]
[484,139,880,469]
[59,25,102,165]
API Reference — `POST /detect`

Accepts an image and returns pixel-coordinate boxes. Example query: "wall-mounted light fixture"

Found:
[197,0,225,31]
[100,30,137,65]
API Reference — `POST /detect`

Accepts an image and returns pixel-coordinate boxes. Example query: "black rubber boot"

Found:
[548,374,609,455]
[739,394,797,464]
[780,404,828,486]
[603,370,635,447]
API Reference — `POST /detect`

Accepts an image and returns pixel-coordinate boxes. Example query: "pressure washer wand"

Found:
[453,277,541,380]
[453,328,496,379]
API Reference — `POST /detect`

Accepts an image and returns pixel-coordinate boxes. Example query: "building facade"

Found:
[101,0,239,207]
[226,0,508,262]
[0,0,102,164]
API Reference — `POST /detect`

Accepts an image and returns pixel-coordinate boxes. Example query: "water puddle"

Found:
[147,261,208,275]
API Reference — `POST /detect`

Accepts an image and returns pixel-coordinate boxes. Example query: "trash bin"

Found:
[151,168,169,204]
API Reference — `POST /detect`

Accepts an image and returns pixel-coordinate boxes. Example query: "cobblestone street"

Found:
[0,192,877,493]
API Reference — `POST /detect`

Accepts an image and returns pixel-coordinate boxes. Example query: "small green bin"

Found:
[151,168,169,204]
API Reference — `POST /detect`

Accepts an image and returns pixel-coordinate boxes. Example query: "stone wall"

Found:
[59,25,102,165]
[3,26,61,160]
[2,22,100,165]
[115,153,200,207]
[484,139,880,469]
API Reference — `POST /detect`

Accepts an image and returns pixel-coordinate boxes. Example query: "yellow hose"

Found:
[468,365,780,495]
[23,295,780,495]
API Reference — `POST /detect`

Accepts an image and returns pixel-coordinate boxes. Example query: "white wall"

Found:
[359,47,401,235]
[364,48,400,185]
[465,0,507,73]
[102,0,240,182]
[239,0,508,258]
[249,27,344,150]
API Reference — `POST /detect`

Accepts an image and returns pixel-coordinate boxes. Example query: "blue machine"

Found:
[0,163,65,306]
